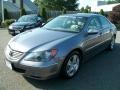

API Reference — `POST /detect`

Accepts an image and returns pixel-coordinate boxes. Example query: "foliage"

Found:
[1,19,15,27]
[107,0,120,4]
[80,7,85,12]
[99,9,105,16]
[112,4,120,11]
[4,8,9,20]
[85,5,91,13]
[20,8,26,16]
[34,0,78,11]
[115,0,120,3]
[107,0,117,4]
[109,5,120,24]
[62,7,67,14]
[41,7,47,21]
[115,24,120,30]
[80,6,91,13]
[47,18,54,22]
[84,8,89,13]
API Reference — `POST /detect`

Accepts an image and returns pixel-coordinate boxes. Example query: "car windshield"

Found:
[43,16,87,33]
[18,15,37,22]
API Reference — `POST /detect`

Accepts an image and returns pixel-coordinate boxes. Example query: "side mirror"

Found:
[41,23,45,27]
[14,19,17,22]
[87,29,98,35]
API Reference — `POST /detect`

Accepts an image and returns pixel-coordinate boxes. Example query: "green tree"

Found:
[20,0,26,16]
[99,9,105,16]
[86,5,91,13]
[34,0,78,11]
[84,8,89,13]
[107,0,117,4]
[20,8,26,16]
[107,0,120,3]
[80,7,85,13]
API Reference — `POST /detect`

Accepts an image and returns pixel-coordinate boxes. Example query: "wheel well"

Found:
[67,48,84,62]
[60,48,84,76]
[114,34,116,39]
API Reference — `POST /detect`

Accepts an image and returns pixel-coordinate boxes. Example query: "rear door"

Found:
[98,16,112,47]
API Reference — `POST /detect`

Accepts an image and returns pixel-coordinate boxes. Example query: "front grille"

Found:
[5,46,24,61]
[13,26,23,30]
[9,50,23,59]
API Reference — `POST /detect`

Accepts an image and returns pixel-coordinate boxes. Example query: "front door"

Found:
[83,17,103,58]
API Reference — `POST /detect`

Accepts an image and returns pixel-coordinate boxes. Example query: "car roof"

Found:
[61,13,102,18]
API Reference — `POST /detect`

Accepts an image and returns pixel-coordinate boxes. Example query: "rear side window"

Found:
[99,16,110,28]
[88,18,101,30]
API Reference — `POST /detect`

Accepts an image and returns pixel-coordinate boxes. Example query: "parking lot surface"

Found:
[0,29,120,90]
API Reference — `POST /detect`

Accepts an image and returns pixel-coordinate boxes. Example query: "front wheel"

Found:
[61,51,81,79]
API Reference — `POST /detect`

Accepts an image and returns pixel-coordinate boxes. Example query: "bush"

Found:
[4,8,9,19]
[112,5,120,12]
[99,9,105,16]
[20,8,26,16]
[1,19,15,27]
[41,7,47,21]
[62,7,67,14]
[115,24,120,30]
[108,5,120,24]
[109,12,120,24]
[47,18,54,22]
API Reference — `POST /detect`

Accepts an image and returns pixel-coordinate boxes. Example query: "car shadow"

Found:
[24,43,120,90]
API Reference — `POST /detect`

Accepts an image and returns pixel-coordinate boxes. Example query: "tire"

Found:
[107,36,115,50]
[60,51,81,79]
[11,33,15,36]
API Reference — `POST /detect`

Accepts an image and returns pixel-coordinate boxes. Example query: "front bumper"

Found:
[8,29,21,35]
[5,59,60,80]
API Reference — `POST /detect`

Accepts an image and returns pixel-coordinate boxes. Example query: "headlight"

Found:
[24,49,57,62]
[9,25,13,29]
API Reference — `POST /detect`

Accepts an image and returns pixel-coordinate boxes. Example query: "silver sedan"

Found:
[4,13,117,80]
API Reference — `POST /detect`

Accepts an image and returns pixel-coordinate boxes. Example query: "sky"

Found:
[78,0,98,8]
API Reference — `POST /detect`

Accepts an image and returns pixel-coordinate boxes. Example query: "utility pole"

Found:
[1,0,4,23]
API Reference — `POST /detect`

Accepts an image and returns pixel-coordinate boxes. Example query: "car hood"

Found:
[12,22,35,26]
[9,28,76,52]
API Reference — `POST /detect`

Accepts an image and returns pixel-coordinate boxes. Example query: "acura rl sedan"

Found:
[5,13,117,80]
[8,14,44,36]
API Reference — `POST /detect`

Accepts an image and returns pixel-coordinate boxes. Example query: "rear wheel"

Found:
[61,51,81,79]
[108,36,115,50]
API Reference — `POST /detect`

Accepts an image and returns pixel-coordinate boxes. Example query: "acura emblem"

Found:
[9,51,13,57]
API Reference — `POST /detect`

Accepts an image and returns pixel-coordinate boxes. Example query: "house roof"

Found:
[0,1,20,12]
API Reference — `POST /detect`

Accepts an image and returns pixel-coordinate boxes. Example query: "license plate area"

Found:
[15,30,20,33]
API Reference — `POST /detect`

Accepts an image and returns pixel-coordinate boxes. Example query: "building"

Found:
[9,0,38,14]
[98,1,107,6]
[0,0,38,21]
[91,3,120,12]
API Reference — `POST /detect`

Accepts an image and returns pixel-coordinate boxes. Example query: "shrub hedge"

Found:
[1,19,15,27]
